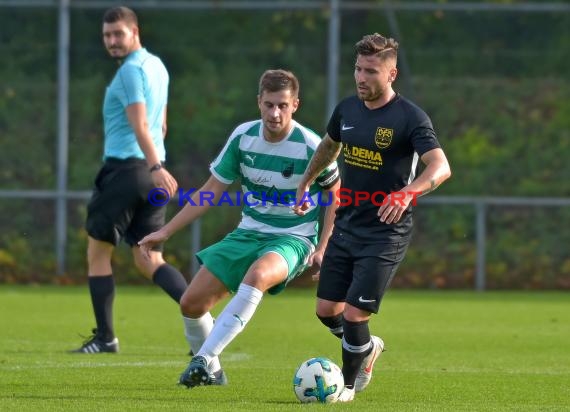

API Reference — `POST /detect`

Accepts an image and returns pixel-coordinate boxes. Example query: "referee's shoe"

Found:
[70,329,119,354]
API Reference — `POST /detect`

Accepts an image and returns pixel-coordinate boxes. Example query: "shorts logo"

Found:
[358,296,376,303]
[375,127,393,149]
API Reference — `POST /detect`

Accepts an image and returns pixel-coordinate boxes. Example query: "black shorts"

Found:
[85,158,166,249]
[317,229,409,313]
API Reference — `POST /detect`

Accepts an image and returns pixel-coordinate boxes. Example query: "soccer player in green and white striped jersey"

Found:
[139,69,340,388]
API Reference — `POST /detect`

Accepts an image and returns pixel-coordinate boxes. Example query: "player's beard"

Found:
[358,84,390,102]
[358,88,379,102]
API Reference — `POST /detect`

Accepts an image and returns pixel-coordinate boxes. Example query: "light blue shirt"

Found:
[102,48,168,160]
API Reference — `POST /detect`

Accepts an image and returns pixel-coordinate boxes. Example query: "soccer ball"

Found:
[292,357,344,403]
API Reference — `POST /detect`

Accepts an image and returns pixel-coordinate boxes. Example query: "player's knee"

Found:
[132,257,153,278]
[180,293,207,318]
[243,269,282,292]
[133,255,149,274]
[132,249,164,278]
[316,299,340,318]
[179,293,192,314]
[343,304,372,323]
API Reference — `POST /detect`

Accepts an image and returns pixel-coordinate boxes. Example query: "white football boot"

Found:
[336,387,355,402]
[354,335,385,392]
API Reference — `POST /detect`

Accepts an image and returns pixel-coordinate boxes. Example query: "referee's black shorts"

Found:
[85,157,166,249]
[317,229,409,313]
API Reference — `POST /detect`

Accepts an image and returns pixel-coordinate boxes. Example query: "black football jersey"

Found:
[327,94,441,242]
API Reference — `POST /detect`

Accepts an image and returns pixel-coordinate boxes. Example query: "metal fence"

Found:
[1,187,568,290]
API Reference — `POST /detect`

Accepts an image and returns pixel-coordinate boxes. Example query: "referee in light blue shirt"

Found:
[72,6,187,354]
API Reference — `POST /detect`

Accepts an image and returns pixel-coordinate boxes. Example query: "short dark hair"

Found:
[103,6,138,26]
[258,69,299,97]
[355,33,399,62]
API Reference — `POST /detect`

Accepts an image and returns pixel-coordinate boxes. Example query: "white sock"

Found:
[197,284,263,363]
[182,313,221,372]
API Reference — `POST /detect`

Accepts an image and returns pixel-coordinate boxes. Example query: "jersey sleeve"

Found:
[116,64,145,107]
[209,130,242,184]
[326,103,342,142]
[407,106,441,156]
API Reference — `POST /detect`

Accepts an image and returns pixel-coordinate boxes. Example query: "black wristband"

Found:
[149,163,162,173]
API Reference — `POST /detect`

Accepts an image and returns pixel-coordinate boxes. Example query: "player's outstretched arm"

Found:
[294,134,341,216]
[139,175,228,256]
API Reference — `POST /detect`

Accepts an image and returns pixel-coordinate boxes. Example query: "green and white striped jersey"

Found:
[210,119,339,241]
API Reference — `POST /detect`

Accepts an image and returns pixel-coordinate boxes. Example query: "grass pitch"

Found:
[0,286,568,411]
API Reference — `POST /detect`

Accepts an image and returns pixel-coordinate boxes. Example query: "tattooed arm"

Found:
[304,134,342,185]
[293,134,342,215]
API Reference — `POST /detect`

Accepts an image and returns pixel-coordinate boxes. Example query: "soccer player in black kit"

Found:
[294,33,451,402]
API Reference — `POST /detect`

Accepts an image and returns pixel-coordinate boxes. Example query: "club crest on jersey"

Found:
[281,161,294,178]
[375,127,393,149]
